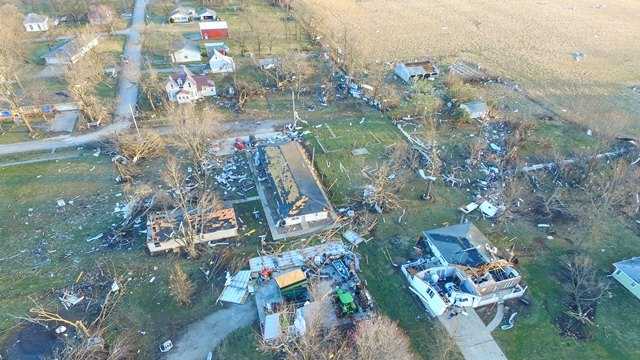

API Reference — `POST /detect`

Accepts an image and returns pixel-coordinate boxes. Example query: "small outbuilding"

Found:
[394,60,439,84]
[460,100,489,119]
[24,13,49,32]
[198,8,217,21]
[171,40,202,63]
[200,21,229,40]
[169,6,196,23]
[612,257,640,300]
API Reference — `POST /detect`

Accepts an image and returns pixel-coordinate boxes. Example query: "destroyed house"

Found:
[146,208,238,255]
[394,60,440,84]
[401,222,526,316]
[256,142,331,227]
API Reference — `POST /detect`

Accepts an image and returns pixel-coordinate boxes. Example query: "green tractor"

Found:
[336,288,357,316]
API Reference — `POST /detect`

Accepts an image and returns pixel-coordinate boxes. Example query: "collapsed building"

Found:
[401,222,526,316]
[253,142,335,238]
[394,60,440,84]
[146,208,238,255]
[239,242,374,341]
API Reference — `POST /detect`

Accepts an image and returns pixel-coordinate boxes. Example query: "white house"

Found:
[209,49,235,73]
[171,41,202,64]
[198,8,217,21]
[169,6,196,23]
[165,66,216,104]
[24,13,49,32]
[612,257,640,300]
[43,34,100,65]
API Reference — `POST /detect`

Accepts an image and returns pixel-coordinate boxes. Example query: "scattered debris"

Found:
[343,230,365,246]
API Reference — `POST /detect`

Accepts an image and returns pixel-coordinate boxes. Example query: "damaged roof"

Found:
[424,222,492,267]
[614,257,640,283]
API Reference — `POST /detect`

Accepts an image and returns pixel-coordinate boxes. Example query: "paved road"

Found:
[438,309,508,360]
[164,301,257,360]
[0,0,147,156]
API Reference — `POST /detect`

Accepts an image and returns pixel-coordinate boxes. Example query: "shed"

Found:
[460,100,489,119]
[612,257,640,300]
[394,61,439,84]
[169,6,196,23]
[200,21,228,40]
[198,8,217,21]
[24,13,49,32]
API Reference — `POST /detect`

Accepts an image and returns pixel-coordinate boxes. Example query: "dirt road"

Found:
[164,301,257,360]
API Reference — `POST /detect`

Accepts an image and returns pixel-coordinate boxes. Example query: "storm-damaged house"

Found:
[394,60,440,84]
[146,208,238,255]
[254,142,334,231]
[401,222,526,316]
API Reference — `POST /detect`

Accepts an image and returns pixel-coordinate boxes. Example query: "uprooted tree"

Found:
[26,273,131,359]
[557,254,609,340]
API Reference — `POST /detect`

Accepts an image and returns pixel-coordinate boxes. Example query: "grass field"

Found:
[296,0,640,137]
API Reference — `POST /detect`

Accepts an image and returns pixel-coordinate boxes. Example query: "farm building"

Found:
[87,3,114,25]
[209,49,235,73]
[169,6,196,23]
[394,60,439,84]
[200,21,229,40]
[43,34,100,65]
[146,208,238,255]
[171,40,202,63]
[23,13,49,32]
[401,222,526,316]
[255,142,332,229]
[198,8,217,21]
[460,100,489,119]
[165,66,216,103]
[612,257,640,300]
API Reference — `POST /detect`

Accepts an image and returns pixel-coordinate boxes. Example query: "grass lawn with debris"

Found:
[0,149,272,359]
[300,93,640,360]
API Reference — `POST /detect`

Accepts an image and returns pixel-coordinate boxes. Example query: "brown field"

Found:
[296,0,640,136]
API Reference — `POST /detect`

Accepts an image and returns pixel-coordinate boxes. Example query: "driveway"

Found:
[0,0,147,156]
[164,301,257,360]
[438,309,508,360]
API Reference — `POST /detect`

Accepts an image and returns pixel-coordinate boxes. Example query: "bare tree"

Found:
[169,262,195,306]
[65,32,108,127]
[0,5,37,135]
[167,104,224,173]
[140,63,165,111]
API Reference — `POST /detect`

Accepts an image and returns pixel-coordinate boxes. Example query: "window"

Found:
[615,269,621,275]
[632,282,637,287]
[425,288,435,298]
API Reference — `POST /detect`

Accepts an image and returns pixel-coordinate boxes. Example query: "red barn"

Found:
[199,21,228,40]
